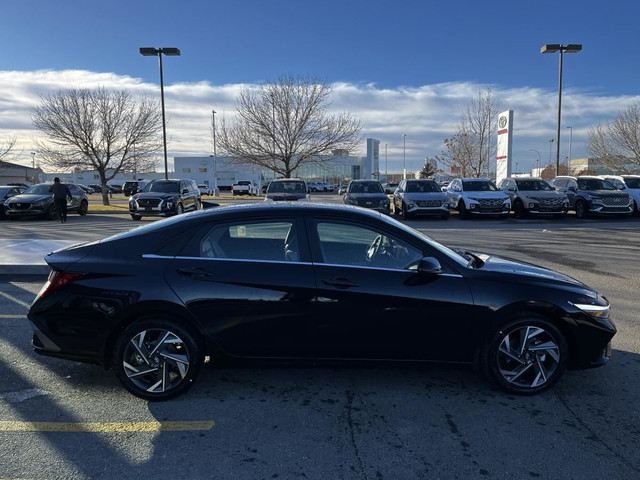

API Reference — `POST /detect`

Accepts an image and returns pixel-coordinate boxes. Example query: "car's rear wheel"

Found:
[113,318,202,401]
[482,316,567,395]
[575,200,588,218]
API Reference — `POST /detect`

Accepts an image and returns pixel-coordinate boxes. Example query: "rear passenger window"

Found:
[197,220,300,262]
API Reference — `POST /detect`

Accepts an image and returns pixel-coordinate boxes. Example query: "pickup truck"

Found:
[231,180,259,196]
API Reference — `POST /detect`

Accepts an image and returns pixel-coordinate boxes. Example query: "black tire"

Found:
[112,318,202,401]
[131,214,142,221]
[47,204,57,220]
[513,201,526,219]
[458,200,469,219]
[401,202,411,220]
[78,200,88,216]
[175,203,184,215]
[575,200,588,219]
[482,315,568,395]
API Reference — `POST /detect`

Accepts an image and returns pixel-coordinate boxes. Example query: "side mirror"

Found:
[417,257,442,275]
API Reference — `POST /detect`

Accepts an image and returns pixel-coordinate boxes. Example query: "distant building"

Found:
[0,160,41,184]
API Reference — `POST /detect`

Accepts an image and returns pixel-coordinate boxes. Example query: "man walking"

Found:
[49,177,72,223]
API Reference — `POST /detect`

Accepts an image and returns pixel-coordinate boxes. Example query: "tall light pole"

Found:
[212,109,218,192]
[385,143,388,179]
[139,47,181,180]
[541,43,582,175]
[548,139,554,166]
[530,149,541,175]
[566,125,573,165]
[402,134,407,180]
[30,151,36,169]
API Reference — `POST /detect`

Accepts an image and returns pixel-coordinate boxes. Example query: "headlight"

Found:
[573,303,610,319]
[166,201,174,209]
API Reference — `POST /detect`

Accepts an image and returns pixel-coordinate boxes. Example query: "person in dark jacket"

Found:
[49,177,72,223]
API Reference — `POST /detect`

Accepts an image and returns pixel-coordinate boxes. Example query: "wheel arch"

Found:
[100,300,213,370]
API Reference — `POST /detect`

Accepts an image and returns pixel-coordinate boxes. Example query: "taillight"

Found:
[36,271,85,299]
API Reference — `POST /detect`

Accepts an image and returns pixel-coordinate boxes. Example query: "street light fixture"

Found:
[541,43,582,175]
[402,134,407,180]
[139,47,181,180]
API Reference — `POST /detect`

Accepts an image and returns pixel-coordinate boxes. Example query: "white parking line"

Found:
[0,290,32,310]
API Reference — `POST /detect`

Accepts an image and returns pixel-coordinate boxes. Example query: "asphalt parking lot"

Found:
[1,197,639,479]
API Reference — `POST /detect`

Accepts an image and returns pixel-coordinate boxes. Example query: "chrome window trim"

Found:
[143,254,463,277]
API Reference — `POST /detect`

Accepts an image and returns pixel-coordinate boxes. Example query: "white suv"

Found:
[445,178,511,218]
[600,175,640,214]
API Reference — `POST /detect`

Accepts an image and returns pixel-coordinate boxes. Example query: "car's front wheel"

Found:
[482,316,567,395]
[78,200,88,216]
[112,318,202,401]
[513,200,526,219]
[575,200,588,218]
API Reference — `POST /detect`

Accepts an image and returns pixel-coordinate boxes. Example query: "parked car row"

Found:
[336,175,640,220]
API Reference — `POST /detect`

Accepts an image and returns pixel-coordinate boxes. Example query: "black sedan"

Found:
[28,203,615,400]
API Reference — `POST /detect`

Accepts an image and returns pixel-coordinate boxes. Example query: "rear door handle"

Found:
[177,267,215,279]
[322,277,359,289]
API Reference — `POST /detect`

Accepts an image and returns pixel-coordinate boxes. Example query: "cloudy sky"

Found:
[2,0,640,174]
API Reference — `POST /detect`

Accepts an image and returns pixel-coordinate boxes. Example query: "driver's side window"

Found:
[315,222,422,270]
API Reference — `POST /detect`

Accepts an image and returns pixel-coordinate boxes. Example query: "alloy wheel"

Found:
[121,328,191,395]
[495,324,562,390]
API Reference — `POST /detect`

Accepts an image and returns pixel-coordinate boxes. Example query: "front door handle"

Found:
[177,267,215,279]
[322,277,359,289]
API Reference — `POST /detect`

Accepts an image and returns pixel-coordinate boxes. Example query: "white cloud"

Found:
[2,69,640,173]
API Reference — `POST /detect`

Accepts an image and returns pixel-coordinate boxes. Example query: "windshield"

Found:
[142,181,180,193]
[267,181,306,193]
[516,179,553,191]
[349,182,384,194]
[379,214,469,268]
[23,184,52,195]
[623,177,640,189]
[462,180,498,192]
[577,178,615,191]
[406,180,440,193]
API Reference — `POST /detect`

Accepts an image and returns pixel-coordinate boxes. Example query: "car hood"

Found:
[6,194,51,203]
[404,192,447,201]
[462,191,508,199]
[582,190,629,199]
[133,192,179,200]
[348,193,388,201]
[472,252,585,287]
[266,192,308,201]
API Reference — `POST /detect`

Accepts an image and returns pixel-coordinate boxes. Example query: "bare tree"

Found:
[33,87,162,204]
[437,88,497,178]
[0,135,17,160]
[217,75,362,178]
[587,102,640,173]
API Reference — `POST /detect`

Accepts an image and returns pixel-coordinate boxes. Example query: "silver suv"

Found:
[498,177,568,218]
[393,178,449,219]
[445,178,511,218]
